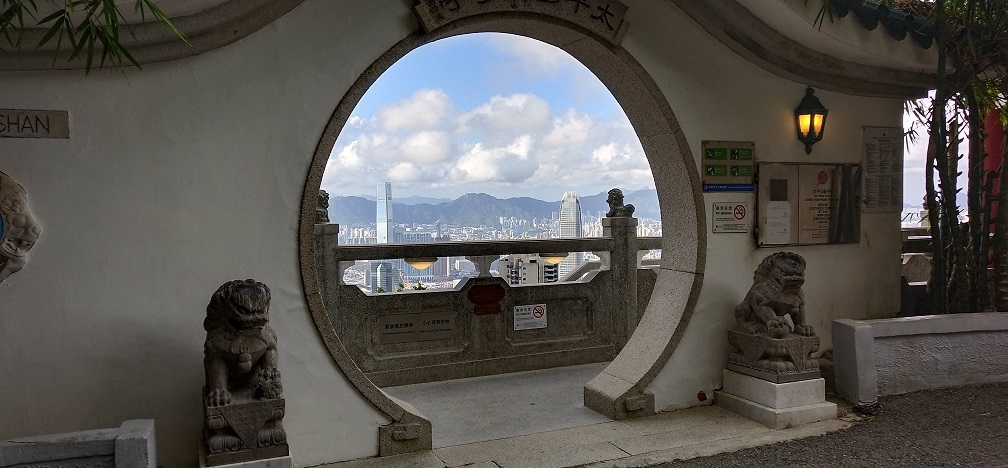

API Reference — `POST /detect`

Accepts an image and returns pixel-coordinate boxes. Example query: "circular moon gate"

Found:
[298,10,706,455]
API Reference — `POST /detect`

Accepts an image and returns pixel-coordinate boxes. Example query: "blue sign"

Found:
[703,183,755,193]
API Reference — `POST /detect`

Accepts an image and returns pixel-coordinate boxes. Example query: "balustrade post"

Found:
[466,255,495,278]
[314,223,340,307]
[604,216,638,350]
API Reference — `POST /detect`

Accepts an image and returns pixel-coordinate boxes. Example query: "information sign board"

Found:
[701,141,755,192]
[712,202,749,233]
[514,304,548,330]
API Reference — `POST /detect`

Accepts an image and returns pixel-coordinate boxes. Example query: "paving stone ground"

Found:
[652,383,1008,468]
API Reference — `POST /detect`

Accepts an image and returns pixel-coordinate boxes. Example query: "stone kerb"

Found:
[833,313,1008,407]
[0,419,156,468]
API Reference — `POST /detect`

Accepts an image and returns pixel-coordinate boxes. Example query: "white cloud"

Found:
[485,33,576,76]
[387,162,421,182]
[325,87,653,198]
[376,88,452,133]
[451,136,538,184]
[542,110,593,148]
[347,115,366,128]
[399,130,450,164]
[457,94,551,138]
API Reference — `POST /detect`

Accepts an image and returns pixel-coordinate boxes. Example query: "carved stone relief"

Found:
[0,171,41,283]
[413,0,630,46]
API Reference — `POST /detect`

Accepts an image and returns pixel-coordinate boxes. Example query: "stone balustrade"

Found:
[0,420,155,468]
[314,218,661,386]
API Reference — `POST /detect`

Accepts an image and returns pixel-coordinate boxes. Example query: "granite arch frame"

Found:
[297,10,707,455]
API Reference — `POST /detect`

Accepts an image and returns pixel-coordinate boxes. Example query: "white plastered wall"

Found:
[626,1,902,411]
[0,2,417,467]
[0,1,902,466]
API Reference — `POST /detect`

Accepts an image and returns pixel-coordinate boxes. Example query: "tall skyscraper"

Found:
[377,182,393,244]
[557,191,584,280]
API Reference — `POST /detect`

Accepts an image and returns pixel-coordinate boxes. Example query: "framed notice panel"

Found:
[755,163,862,247]
[862,127,903,212]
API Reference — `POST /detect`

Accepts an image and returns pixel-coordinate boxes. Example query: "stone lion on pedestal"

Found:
[202,279,287,461]
[728,252,819,379]
[734,252,814,338]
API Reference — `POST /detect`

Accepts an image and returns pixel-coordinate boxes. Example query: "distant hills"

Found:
[328,188,661,226]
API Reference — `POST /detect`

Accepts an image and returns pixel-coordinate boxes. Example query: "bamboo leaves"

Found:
[1,0,187,73]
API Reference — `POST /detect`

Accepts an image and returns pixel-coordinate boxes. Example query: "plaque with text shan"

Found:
[0,109,70,139]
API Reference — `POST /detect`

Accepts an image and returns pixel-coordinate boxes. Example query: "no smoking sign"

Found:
[712,202,750,233]
[514,303,548,330]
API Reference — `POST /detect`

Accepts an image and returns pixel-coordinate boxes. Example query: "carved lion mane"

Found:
[203,279,282,406]
[734,252,814,338]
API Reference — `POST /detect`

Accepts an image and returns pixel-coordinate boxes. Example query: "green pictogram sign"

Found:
[730,148,753,160]
[704,164,728,177]
[730,165,753,177]
[705,148,728,160]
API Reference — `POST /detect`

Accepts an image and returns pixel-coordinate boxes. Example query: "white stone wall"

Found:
[628,1,903,412]
[0,1,904,465]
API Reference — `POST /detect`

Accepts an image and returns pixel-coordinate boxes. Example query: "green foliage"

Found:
[1,0,188,73]
[814,0,1008,312]
[903,0,1007,313]
[412,282,427,290]
[375,287,385,293]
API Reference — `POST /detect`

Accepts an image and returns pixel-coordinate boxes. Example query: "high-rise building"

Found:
[557,191,584,280]
[377,182,393,244]
[502,254,558,285]
[374,261,399,292]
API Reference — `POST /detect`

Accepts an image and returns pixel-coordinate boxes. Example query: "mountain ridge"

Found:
[328,188,660,226]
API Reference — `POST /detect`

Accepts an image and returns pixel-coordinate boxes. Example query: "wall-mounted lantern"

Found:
[795,87,829,154]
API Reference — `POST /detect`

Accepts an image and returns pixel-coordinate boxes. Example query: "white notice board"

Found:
[863,127,903,212]
[712,202,750,233]
[514,304,547,330]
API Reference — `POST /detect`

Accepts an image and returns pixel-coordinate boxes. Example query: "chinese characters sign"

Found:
[862,126,903,212]
[712,202,749,233]
[756,163,861,246]
[414,0,629,46]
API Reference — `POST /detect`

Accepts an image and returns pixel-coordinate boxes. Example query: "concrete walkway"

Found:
[385,362,612,448]
[319,363,850,468]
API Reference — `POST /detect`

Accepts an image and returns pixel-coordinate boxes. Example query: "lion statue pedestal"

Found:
[715,253,836,429]
[200,279,292,468]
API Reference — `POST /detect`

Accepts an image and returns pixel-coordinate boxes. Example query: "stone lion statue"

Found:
[0,171,41,283]
[316,189,330,224]
[734,252,814,338]
[203,279,286,455]
[605,188,635,218]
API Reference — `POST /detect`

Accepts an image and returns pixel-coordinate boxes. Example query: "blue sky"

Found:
[321,33,651,201]
[321,32,939,209]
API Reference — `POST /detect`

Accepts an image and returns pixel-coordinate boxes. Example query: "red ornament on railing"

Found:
[467,283,506,315]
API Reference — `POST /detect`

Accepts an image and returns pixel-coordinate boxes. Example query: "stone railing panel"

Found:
[0,420,155,468]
